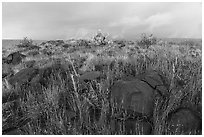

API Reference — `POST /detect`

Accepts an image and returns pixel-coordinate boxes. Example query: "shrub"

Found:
[137,33,157,48]
[93,31,111,46]
[17,37,35,48]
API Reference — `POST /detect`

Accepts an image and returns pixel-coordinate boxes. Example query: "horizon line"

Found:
[2,37,202,41]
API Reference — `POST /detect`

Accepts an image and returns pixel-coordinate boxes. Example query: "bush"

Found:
[137,33,157,48]
[17,37,35,48]
[93,31,111,46]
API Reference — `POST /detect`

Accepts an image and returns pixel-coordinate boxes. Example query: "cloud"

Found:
[109,16,142,27]
[2,2,202,39]
[108,12,173,39]
[145,12,173,32]
[107,3,201,39]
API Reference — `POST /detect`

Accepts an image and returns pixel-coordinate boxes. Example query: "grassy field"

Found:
[2,34,202,135]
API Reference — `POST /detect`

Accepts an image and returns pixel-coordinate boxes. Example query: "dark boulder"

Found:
[110,79,154,116]
[136,70,170,98]
[166,107,202,135]
[109,70,170,134]
[3,67,40,103]
[34,63,72,88]
[3,62,73,102]
[3,63,77,135]
[8,68,39,88]
[6,52,26,65]
[6,63,73,94]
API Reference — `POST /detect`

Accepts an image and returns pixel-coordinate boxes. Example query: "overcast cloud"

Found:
[2,2,202,40]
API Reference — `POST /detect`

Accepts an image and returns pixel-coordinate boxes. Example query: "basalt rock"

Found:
[109,70,170,134]
[2,63,77,134]
[166,107,202,135]
[6,52,26,65]
[8,68,39,88]
[4,62,74,103]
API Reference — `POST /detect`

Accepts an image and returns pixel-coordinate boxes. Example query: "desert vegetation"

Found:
[2,32,202,135]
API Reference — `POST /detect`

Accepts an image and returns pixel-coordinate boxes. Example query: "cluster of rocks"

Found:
[3,62,202,134]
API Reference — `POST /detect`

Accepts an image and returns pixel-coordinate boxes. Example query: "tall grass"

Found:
[2,36,202,135]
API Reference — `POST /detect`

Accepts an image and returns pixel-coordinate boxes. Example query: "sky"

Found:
[2,2,202,40]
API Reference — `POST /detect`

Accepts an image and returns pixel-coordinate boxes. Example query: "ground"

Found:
[2,34,202,135]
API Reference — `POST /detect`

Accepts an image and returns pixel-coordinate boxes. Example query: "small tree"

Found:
[93,31,111,46]
[137,33,157,48]
[17,37,34,48]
